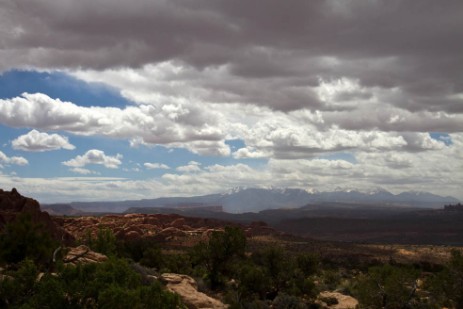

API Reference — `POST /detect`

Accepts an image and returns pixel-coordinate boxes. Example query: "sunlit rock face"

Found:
[161,273,228,309]
[63,245,108,266]
[317,291,359,309]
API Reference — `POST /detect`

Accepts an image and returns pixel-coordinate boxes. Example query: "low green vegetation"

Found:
[1,216,463,308]
[0,213,57,266]
[0,257,182,308]
[0,220,182,308]
[84,227,117,257]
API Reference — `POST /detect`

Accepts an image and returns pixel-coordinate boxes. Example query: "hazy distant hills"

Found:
[44,187,459,214]
[41,203,84,216]
[219,187,458,212]
[41,188,463,245]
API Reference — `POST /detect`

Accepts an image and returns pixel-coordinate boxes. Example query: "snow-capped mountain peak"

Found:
[225,186,249,195]
[366,187,391,195]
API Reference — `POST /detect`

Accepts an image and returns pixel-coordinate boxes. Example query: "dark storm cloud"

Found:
[1,0,462,113]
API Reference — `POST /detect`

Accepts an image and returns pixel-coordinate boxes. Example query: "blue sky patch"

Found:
[429,132,452,146]
[318,152,357,164]
[0,70,133,107]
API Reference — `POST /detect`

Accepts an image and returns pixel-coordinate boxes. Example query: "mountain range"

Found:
[43,187,459,214]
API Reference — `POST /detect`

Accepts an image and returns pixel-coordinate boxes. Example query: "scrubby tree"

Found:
[237,263,271,300]
[446,250,463,306]
[140,245,164,269]
[252,245,291,295]
[230,245,318,305]
[190,226,246,289]
[427,249,463,308]
[296,253,318,276]
[84,227,117,256]
[0,213,56,266]
[354,264,421,308]
[0,258,39,307]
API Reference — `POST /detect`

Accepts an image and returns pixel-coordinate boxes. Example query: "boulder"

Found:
[143,216,161,226]
[317,291,358,309]
[123,230,142,241]
[161,273,227,309]
[63,245,108,265]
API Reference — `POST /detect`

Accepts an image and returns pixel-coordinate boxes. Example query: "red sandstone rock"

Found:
[170,217,186,228]
[158,227,187,238]
[143,216,160,225]
[123,230,142,241]
[123,226,144,235]
[50,210,278,248]
[123,213,144,219]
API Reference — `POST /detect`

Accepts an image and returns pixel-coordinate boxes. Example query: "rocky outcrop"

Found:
[63,245,108,266]
[59,213,238,244]
[317,291,358,309]
[0,188,73,243]
[161,273,227,309]
[57,211,284,249]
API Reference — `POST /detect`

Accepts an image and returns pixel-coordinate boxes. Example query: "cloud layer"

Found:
[0,0,462,202]
[0,93,228,156]
[0,93,457,160]
[2,133,462,203]
[1,0,462,113]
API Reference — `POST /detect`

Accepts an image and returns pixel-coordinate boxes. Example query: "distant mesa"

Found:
[41,203,84,216]
[444,203,463,211]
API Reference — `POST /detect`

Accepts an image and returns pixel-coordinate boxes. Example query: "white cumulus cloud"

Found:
[176,161,202,173]
[69,167,99,175]
[0,150,28,166]
[233,147,270,159]
[62,149,122,169]
[12,129,75,152]
[0,93,228,156]
[144,162,170,170]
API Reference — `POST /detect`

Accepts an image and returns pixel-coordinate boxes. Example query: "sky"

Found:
[0,0,462,203]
